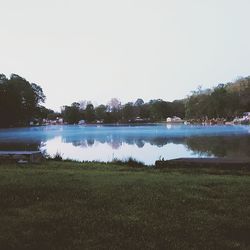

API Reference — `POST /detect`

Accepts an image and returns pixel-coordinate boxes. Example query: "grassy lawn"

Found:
[0,161,249,250]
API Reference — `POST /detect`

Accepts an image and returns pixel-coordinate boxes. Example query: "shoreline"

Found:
[1,153,250,170]
[1,122,250,129]
[156,157,250,169]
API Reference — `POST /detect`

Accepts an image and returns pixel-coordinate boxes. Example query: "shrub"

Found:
[112,157,145,168]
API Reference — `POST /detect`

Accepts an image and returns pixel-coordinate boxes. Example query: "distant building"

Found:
[78,120,86,125]
[166,117,172,123]
[42,117,64,125]
[96,120,103,124]
[166,116,184,124]
[58,118,64,124]
[130,117,150,123]
[134,117,144,122]
[233,112,250,124]
[243,112,250,119]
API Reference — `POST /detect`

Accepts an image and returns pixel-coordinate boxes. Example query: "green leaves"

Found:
[0,74,46,127]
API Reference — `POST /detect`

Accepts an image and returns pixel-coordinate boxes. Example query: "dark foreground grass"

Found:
[0,161,249,250]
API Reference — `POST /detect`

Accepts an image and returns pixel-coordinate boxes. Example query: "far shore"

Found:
[1,121,250,130]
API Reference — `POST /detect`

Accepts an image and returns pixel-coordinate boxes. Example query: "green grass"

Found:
[0,161,249,250]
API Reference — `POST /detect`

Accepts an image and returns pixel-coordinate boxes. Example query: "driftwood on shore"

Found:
[155,158,250,169]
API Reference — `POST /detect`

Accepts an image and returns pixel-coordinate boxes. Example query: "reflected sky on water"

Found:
[0,124,250,165]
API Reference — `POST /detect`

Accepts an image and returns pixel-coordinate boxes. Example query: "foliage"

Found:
[122,102,136,121]
[2,72,250,127]
[95,104,107,120]
[185,77,250,119]
[85,103,96,122]
[61,102,83,124]
[53,151,63,161]
[0,74,46,127]
[61,98,185,124]
[60,76,248,123]
[112,157,145,168]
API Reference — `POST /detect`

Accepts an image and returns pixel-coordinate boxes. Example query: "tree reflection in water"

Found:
[0,125,250,163]
[185,135,250,158]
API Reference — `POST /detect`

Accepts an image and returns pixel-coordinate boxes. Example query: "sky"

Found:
[1,0,250,111]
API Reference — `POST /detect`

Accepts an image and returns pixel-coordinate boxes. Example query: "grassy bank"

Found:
[0,161,249,250]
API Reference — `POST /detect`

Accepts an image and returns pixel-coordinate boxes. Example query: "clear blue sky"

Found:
[1,0,250,110]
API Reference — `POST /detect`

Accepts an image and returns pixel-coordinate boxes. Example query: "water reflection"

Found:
[186,135,250,158]
[0,125,250,164]
[41,136,195,164]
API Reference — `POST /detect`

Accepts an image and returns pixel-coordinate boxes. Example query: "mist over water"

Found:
[0,124,250,164]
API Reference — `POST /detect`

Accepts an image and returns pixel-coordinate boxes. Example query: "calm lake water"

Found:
[0,124,250,165]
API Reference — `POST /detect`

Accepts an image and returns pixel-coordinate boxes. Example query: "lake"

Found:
[0,124,250,165]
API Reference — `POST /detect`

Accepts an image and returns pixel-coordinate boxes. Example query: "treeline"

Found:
[185,77,250,119]
[1,73,250,127]
[61,98,185,124]
[0,74,52,127]
[62,76,250,124]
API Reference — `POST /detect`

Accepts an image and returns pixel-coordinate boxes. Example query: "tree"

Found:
[62,103,82,124]
[107,98,122,122]
[139,103,151,119]
[0,74,46,127]
[85,103,95,122]
[122,102,136,121]
[107,98,121,112]
[149,100,171,121]
[35,106,54,120]
[95,105,107,121]
[134,98,144,106]
[185,78,250,119]
[31,83,46,104]
[171,100,185,118]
